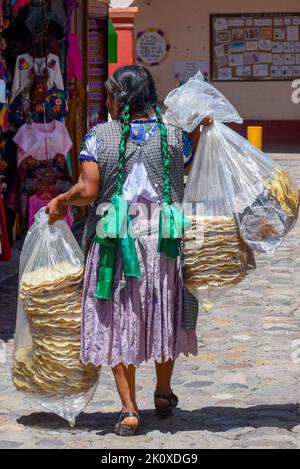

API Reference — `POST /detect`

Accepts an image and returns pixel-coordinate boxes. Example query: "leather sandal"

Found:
[154,389,179,416]
[114,410,141,436]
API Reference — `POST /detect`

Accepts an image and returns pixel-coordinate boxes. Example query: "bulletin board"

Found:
[210,12,300,81]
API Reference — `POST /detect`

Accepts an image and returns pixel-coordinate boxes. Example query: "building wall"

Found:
[132,0,300,121]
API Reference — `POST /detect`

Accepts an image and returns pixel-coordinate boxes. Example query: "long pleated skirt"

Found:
[80,200,198,368]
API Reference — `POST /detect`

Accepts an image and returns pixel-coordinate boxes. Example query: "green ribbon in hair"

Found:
[155,105,192,258]
[94,104,141,299]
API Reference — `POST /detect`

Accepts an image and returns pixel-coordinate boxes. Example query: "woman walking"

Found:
[46,65,212,436]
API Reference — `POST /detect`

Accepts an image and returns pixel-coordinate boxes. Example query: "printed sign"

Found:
[136,29,170,66]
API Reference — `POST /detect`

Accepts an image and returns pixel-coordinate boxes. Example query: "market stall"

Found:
[0,0,109,262]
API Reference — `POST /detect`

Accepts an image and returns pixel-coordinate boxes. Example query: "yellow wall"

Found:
[133,0,300,120]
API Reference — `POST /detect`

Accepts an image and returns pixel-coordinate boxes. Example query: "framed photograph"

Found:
[216,56,228,67]
[246,41,258,51]
[272,42,284,53]
[270,66,282,77]
[253,64,269,76]
[274,28,285,40]
[284,42,295,53]
[216,30,231,43]
[259,53,273,63]
[215,44,229,58]
[273,54,284,65]
[261,28,273,39]
[244,51,260,65]
[259,39,272,51]
[230,41,246,52]
[245,28,260,40]
[232,28,244,41]
[282,65,293,76]
[229,54,244,66]
[236,65,252,76]
[293,65,300,75]
[218,67,232,79]
[284,54,295,65]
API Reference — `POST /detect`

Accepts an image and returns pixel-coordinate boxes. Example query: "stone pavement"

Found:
[1,158,300,449]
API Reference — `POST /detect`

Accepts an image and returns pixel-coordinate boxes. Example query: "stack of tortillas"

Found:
[182,216,255,310]
[12,262,99,395]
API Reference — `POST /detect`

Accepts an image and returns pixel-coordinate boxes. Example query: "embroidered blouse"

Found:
[79,120,194,204]
[14,120,72,167]
[11,53,65,103]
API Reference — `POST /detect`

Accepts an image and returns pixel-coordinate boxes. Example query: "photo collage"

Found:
[211,13,300,81]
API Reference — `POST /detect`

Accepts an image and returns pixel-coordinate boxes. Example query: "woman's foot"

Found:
[114,409,141,436]
[154,389,179,416]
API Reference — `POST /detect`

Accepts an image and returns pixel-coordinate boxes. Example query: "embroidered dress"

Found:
[79,120,198,368]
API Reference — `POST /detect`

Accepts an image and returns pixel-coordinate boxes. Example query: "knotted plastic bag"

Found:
[165,71,243,132]
[165,72,299,311]
[12,209,100,426]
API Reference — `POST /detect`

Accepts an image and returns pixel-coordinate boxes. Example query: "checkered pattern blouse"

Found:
[79,119,194,204]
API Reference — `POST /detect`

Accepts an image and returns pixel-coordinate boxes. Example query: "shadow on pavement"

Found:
[18,403,300,435]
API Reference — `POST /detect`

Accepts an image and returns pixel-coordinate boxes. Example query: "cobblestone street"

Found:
[1,157,300,449]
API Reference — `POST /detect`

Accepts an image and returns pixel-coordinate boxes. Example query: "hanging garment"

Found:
[67,33,82,81]
[10,87,68,127]
[12,0,31,16]
[0,131,18,210]
[0,61,6,103]
[64,0,76,32]
[25,0,75,32]
[11,53,64,103]
[28,193,73,228]
[9,156,73,233]
[0,2,3,31]
[7,18,65,63]
[0,195,11,261]
[0,104,9,132]
[13,120,72,166]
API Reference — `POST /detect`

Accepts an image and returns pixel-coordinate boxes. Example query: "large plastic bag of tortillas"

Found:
[165,72,299,312]
[12,209,100,426]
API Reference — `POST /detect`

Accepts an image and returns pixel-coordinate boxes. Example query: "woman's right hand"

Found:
[45,196,68,225]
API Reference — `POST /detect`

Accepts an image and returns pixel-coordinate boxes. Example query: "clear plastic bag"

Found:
[12,209,100,426]
[165,72,299,311]
[165,71,243,132]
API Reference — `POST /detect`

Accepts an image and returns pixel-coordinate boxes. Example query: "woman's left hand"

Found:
[46,196,68,225]
[201,116,214,126]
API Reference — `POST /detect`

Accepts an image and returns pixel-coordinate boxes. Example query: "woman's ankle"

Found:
[155,385,172,395]
[122,406,139,414]
[122,400,139,414]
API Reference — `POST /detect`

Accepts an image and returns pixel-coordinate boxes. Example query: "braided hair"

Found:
[105,65,171,201]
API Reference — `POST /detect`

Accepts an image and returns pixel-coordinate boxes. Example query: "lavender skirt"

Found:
[80,202,198,368]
